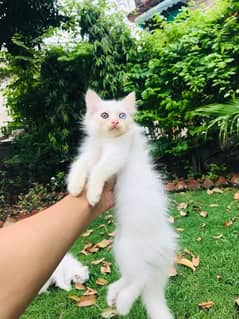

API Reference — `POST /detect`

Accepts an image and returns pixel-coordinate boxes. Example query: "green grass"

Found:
[21,189,239,319]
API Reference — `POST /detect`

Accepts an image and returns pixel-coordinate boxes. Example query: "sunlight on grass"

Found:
[22,189,239,319]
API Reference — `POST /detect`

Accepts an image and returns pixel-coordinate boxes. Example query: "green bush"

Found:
[125,0,239,172]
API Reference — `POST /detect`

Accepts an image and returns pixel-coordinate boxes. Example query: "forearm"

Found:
[0,194,93,319]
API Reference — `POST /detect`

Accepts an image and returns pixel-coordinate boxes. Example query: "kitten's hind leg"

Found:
[115,281,144,316]
[107,277,126,307]
[142,283,173,319]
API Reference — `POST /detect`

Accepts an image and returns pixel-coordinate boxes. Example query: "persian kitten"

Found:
[67,90,177,319]
[39,253,89,294]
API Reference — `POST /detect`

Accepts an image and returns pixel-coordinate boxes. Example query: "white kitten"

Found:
[38,253,89,294]
[67,90,177,319]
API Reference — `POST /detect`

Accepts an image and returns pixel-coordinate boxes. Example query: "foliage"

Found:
[4,0,136,188]
[0,0,65,54]
[125,0,239,172]
[192,99,239,147]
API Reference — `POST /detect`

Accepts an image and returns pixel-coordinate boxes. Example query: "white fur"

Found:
[38,253,89,294]
[67,90,177,318]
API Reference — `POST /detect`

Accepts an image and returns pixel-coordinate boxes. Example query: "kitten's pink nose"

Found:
[111,120,119,126]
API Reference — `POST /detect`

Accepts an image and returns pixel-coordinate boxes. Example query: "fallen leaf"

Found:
[183,248,194,257]
[96,278,108,286]
[200,211,208,218]
[198,301,214,310]
[192,256,200,267]
[81,229,93,237]
[77,295,97,307]
[177,202,188,210]
[83,287,97,296]
[168,266,177,277]
[101,307,118,318]
[234,192,239,200]
[96,239,113,249]
[104,214,113,220]
[176,255,196,272]
[213,233,224,239]
[68,295,81,302]
[224,217,236,227]
[176,227,184,232]
[197,237,203,241]
[209,204,219,207]
[91,257,105,265]
[235,297,239,307]
[179,210,188,217]
[74,283,86,291]
[168,216,174,224]
[207,188,223,195]
[80,243,99,255]
[108,231,116,237]
[101,261,112,274]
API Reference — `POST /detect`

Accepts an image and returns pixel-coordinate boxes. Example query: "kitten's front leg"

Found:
[67,157,88,197]
[86,168,107,206]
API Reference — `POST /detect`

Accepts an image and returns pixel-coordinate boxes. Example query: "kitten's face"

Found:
[84,90,136,138]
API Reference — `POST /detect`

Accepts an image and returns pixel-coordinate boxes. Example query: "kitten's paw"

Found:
[67,171,87,197]
[86,182,103,206]
[116,293,131,316]
[107,279,125,307]
[56,282,72,291]
[73,266,89,284]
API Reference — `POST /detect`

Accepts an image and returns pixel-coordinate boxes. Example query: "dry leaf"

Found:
[184,248,194,257]
[104,214,113,220]
[213,233,224,239]
[176,255,196,272]
[234,192,239,200]
[197,237,203,241]
[179,210,188,217]
[198,301,214,310]
[176,228,184,232]
[81,229,93,237]
[209,204,219,207]
[91,257,105,265]
[74,282,86,290]
[207,188,223,195]
[108,231,116,237]
[96,278,108,286]
[68,295,81,302]
[96,239,113,249]
[83,287,97,296]
[235,297,239,307]
[80,243,99,255]
[200,211,208,218]
[77,295,97,307]
[177,202,188,210]
[224,217,236,227]
[101,307,118,318]
[101,261,112,274]
[192,256,200,267]
[168,216,174,224]
[168,266,177,277]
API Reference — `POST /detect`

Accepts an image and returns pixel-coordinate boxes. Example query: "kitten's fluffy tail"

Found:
[142,279,173,319]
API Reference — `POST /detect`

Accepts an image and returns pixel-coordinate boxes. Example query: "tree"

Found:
[0,0,64,54]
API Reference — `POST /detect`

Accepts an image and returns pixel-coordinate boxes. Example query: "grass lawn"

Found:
[21,188,239,319]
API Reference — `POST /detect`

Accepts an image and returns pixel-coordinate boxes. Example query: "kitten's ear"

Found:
[85,89,102,114]
[122,92,136,115]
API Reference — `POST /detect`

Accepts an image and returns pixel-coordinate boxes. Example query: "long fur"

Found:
[38,253,89,294]
[67,90,177,318]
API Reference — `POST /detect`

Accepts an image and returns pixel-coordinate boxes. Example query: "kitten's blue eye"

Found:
[100,112,109,119]
[119,112,127,119]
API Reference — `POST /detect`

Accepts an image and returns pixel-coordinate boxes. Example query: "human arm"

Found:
[0,183,114,319]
